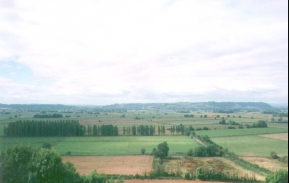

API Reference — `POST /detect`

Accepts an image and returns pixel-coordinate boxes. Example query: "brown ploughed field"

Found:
[241,156,288,172]
[259,133,288,141]
[62,155,153,175]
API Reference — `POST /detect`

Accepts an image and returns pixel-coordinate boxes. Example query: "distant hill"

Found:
[0,104,75,111]
[102,102,273,111]
[0,102,274,112]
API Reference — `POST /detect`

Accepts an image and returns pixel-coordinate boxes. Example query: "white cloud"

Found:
[0,0,287,104]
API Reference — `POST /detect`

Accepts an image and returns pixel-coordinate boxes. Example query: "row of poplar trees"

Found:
[4,120,120,137]
[75,125,167,136]
[4,121,179,137]
[4,120,84,137]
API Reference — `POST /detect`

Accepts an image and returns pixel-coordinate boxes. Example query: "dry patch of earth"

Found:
[62,155,153,175]
[241,156,288,172]
[164,157,265,181]
[259,133,288,141]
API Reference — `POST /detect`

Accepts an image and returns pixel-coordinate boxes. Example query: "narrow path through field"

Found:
[192,136,206,147]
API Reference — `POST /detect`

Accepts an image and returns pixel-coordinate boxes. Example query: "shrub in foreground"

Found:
[265,169,288,183]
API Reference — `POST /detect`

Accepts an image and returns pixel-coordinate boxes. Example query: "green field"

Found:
[0,109,287,158]
[1,110,281,127]
[0,136,199,156]
[54,136,200,155]
[194,127,288,138]
[212,135,288,157]
[0,137,64,151]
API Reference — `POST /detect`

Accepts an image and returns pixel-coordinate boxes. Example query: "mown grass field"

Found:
[0,110,287,157]
[54,136,199,155]
[194,127,288,138]
[1,110,284,129]
[212,135,288,157]
[0,137,64,151]
[0,136,199,156]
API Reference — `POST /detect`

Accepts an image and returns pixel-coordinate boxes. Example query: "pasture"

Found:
[212,135,288,157]
[0,136,200,156]
[194,128,288,138]
[0,137,64,151]
[1,110,283,132]
[54,136,199,156]
[0,108,288,182]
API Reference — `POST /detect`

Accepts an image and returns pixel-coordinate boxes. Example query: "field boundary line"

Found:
[210,132,288,139]
[192,136,207,147]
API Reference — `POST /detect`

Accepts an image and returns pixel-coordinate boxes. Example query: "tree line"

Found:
[86,125,119,136]
[4,120,84,137]
[88,125,166,136]
[0,145,122,183]
[4,120,121,137]
[33,113,63,118]
[4,121,213,137]
[4,120,169,137]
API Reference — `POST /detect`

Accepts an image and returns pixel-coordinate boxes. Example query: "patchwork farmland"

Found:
[0,102,288,182]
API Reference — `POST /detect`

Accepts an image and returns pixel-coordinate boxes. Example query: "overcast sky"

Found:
[0,0,288,105]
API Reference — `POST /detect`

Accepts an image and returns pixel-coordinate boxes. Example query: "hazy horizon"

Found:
[0,101,287,108]
[0,0,288,105]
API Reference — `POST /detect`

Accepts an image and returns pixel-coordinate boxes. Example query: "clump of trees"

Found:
[168,124,185,135]
[152,142,169,159]
[0,145,116,183]
[90,125,119,136]
[278,156,288,163]
[193,167,257,182]
[187,144,223,157]
[219,119,240,126]
[184,114,194,117]
[0,145,79,183]
[188,135,225,157]
[270,152,288,163]
[270,152,279,159]
[141,148,146,155]
[265,169,288,183]
[246,120,268,128]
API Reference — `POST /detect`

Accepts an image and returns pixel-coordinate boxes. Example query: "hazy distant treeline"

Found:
[33,113,63,118]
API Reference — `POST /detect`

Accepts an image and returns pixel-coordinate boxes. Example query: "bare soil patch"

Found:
[241,156,288,172]
[164,157,265,181]
[62,155,153,175]
[259,133,288,141]
[125,180,226,183]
